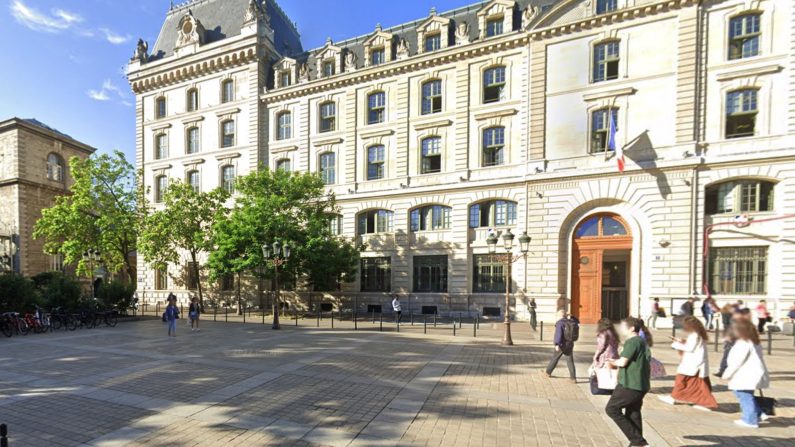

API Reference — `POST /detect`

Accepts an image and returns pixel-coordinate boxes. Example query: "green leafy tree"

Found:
[208,169,361,308]
[138,180,229,306]
[33,151,138,282]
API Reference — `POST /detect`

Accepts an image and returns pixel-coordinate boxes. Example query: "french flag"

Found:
[607,111,624,172]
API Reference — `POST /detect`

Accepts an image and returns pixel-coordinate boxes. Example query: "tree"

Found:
[138,180,228,306]
[33,151,138,282]
[208,169,361,310]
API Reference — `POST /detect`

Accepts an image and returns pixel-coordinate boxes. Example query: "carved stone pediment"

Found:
[175,10,205,49]
[416,8,451,53]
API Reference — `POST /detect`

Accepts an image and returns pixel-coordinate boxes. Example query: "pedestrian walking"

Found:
[755,300,770,334]
[529,298,538,331]
[542,310,579,383]
[680,297,695,317]
[164,295,179,337]
[646,298,662,329]
[702,297,719,330]
[721,319,771,428]
[720,303,733,334]
[590,318,620,394]
[189,296,201,331]
[715,307,752,377]
[605,316,652,447]
[391,295,402,324]
[658,316,718,410]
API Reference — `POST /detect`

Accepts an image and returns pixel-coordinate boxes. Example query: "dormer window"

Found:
[425,33,441,52]
[280,71,291,88]
[486,17,503,37]
[371,48,386,66]
[322,60,335,77]
[596,0,617,14]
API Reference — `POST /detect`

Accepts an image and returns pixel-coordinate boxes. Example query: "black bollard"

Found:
[453,318,456,336]
[225,306,228,323]
[767,330,772,356]
[354,310,358,330]
[474,315,478,337]
[459,313,463,329]
[433,313,437,327]
[396,315,399,333]
[1,423,7,447]
[243,306,246,324]
[411,313,414,326]
[331,311,334,329]
[317,310,320,328]
[294,308,297,327]
[214,306,217,322]
[540,321,544,341]
[424,315,427,334]
[379,313,383,332]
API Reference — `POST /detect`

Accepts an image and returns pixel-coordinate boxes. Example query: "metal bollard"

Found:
[379,313,383,332]
[424,315,427,334]
[459,313,462,329]
[331,311,334,329]
[474,315,478,337]
[767,330,772,356]
[396,315,399,333]
[714,319,720,352]
[1,423,8,447]
[243,307,246,324]
[294,308,297,326]
[214,306,217,322]
[411,313,414,326]
[225,306,228,323]
[262,308,265,325]
[453,318,456,336]
[433,313,437,327]
[317,311,320,327]
[540,321,544,341]
[354,311,358,330]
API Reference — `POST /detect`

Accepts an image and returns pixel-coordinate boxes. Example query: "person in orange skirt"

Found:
[658,316,718,411]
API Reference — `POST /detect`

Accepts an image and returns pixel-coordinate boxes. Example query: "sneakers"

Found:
[759,413,770,422]
[693,405,712,412]
[733,419,759,429]
[657,395,676,405]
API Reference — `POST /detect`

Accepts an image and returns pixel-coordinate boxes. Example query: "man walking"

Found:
[391,295,402,324]
[542,310,579,383]
[606,316,651,447]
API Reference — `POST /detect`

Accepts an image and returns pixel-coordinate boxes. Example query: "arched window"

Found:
[482,127,505,167]
[220,165,235,193]
[187,170,200,192]
[46,153,65,182]
[220,120,235,148]
[728,13,760,60]
[186,88,198,112]
[275,158,291,172]
[483,66,506,103]
[154,175,168,203]
[186,126,200,154]
[221,79,234,103]
[410,205,451,231]
[421,80,442,115]
[155,96,167,118]
[319,102,336,133]
[155,133,168,159]
[277,112,292,140]
[357,209,393,234]
[705,180,774,215]
[367,91,386,124]
[575,214,629,238]
[469,200,516,228]
[319,152,335,184]
[421,137,442,174]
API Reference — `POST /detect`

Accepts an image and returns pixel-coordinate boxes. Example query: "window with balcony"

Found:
[319,152,335,185]
[367,92,386,124]
[187,170,200,192]
[186,88,198,112]
[367,145,386,180]
[469,200,517,228]
[725,89,757,138]
[473,254,506,293]
[46,153,65,182]
[413,255,448,293]
[709,246,767,295]
[483,66,506,103]
[593,41,619,82]
[155,133,168,160]
[728,14,760,60]
[596,0,617,14]
[486,17,503,37]
[275,158,292,172]
[221,79,234,103]
[425,32,441,52]
[319,102,336,132]
[186,126,200,154]
[220,165,235,193]
[420,136,442,174]
[591,108,618,153]
[371,47,385,66]
[705,180,774,215]
[155,96,166,118]
[221,120,235,147]
[410,205,451,231]
[277,112,292,140]
[421,80,442,115]
[482,127,505,167]
[360,257,391,292]
[155,175,168,203]
[357,209,393,234]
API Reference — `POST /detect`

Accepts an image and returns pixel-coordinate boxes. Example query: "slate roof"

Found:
[21,119,75,141]
[149,0,302,61]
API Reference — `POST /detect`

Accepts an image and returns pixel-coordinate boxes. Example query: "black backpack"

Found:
[563,319,579,343]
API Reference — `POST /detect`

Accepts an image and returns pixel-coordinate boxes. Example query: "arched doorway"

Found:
[571,213,632,323]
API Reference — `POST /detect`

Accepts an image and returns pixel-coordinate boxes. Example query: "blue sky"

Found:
[0,0,470,162]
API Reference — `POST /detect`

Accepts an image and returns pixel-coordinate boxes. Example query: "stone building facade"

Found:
[0,118,95,277]
[129,0,795,324]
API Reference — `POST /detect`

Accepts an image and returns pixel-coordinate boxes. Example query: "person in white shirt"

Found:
[658,316,718,410]
[391,295,402,324]
[721,319,771,428]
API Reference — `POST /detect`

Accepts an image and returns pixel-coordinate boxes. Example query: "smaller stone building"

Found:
[0,118,95,277]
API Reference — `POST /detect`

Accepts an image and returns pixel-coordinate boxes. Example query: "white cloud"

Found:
[87,79,128,103]
[10,0,82,33]
[87,89,110,101]
[100,27,131,45]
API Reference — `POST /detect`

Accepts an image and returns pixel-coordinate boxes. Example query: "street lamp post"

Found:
[262,240,290,330]
[82,249,101,298]
[486,229,531,346]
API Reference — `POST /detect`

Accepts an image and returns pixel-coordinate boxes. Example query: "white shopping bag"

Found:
[596,367,618,390]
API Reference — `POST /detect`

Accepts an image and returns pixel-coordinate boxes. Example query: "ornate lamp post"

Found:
[486,229,531,346]
[82,249,102,298]
[261,240,290,330]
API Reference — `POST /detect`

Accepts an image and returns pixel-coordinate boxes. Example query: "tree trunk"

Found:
[191,251,204,307]
[236,272,243,315]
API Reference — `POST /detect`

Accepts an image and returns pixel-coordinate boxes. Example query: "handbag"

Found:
[650,357,667,378]
[590,375,612,395]
[596,367,618,390]
[755,390,776,416]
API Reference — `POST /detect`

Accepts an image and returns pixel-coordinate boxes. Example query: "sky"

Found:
[0,0,472,163]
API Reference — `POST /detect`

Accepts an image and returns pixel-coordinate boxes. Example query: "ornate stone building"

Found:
[129,0,795,324]
[0,118,95,276]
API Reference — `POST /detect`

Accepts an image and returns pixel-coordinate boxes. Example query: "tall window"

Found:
[709,246,767,295]
[421,136,442,174]
[473,254,506,293]
[425,33,441,52]
[596,0,617,14]
[275,158,292,172]
[591,108,618,153]
[357,210,393,234]
[327,214,343,235]
[46,153,64,182]
[319,152,336,185]
[49,253,65,272]
[187,170,200,192]
[421,80,442,115]
[469,200,517,228]
[220,165,235,193]
[155,266,168,290]
[482,127,505,167]
[593,41,619,82]
[486,17,503,37]
[367,145,386,180]
[277,112,292,140]
[413,255,448,293]
[410,205,451,231]
[155,133,168,159]
[155,175,168,203]
[319,102,336,133]
[280,71,291,87]
[322,60,335,77]
[186,126,200,154]
[186,88,198,112]
[483,66,506,103]
[728,14,760,60]
[367,92,386,124]
[370,48,385,66]
[725,89,757,138]
[156,96,166,118]
[705,180,774,214]
[221,120,235,147]
[221,79,234,103]
[361,257,391,292]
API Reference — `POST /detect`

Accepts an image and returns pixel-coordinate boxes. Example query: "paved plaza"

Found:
[0,317,793,446]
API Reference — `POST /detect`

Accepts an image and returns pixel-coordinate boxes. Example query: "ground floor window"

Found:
[709,246,767,295]
[413,255,448,293]
[473,254,506,293]
[155,267,168,290]
[361,257,391,292]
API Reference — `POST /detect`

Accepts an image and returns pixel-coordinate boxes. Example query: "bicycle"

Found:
[1,312,29,336]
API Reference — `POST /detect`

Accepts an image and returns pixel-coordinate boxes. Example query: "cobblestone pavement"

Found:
[0,317,793,446]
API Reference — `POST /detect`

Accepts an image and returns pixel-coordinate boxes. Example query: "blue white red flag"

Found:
[607,111,624,172]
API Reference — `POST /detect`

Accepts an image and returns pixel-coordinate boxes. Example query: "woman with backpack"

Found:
[658,316,718,410]
[721,319,770,428]
[165,295,179,337]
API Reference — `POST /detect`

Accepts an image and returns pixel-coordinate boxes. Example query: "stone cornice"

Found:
[474,108,518,121]
[312,137,343,147]
[582,87,637,101]
[715,64,783,82]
